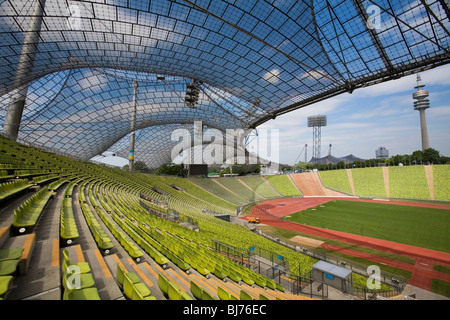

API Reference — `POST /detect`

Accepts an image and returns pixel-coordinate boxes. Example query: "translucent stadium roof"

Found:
[1,0,449,167]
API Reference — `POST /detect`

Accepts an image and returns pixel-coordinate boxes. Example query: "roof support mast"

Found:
[2,0,47,141]
[129,81,138,171]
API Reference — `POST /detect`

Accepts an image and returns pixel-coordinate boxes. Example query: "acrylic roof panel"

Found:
[0,0,449,166]
[312,260,352,279]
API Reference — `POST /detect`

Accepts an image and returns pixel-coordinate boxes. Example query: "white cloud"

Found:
[91,155,128,167]
[428,106,450,118]
[262,68,281,84]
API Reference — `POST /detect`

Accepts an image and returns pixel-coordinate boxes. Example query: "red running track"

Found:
[248,197,450,291]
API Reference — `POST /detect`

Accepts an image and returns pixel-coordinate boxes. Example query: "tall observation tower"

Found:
[412,74,430,151]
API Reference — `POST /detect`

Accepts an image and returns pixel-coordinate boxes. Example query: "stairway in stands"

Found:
[291,172,327,196]
[290,172,349,197]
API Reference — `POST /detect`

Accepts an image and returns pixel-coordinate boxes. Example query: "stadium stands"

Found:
[0,135,322,300]
[432,165,450,201]
[189,177,247,205]
[212,177,264,202]
[389,166,431,200]
[162,176,237,214]
[320,166,449,201]
[1,134,449,301]
[238,176,281,199]
[352,167,387,198]
[265,175,302,197]
[319,170,353,196]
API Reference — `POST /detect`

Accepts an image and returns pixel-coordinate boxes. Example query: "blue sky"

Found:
[257,64,450,165]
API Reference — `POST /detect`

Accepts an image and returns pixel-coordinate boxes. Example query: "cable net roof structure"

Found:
[0,0,449,168]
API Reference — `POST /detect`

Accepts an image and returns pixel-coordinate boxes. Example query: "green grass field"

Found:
[283,200,450,253]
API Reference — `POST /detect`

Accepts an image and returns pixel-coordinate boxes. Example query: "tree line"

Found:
[288,148,448,172]
[125,148,448,175]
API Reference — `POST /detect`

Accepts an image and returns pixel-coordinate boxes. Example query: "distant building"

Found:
[376,147,389,159]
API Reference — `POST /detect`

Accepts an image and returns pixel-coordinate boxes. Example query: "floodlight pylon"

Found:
[307,116,327,163]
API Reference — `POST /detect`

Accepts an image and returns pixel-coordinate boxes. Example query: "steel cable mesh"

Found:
[0,0,448,166]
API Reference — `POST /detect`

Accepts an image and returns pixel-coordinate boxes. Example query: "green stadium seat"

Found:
[217,286,238,300]
[276,282,285,292]
[173,255,190,271]
[62,271,95,290]
[213,266,227,280]
[240,290,253,300]
[228,270,242,283]
[254,275,266,288]
[201,289,217,300]
[241,274,255,286]
[123,273,150,300]
[60,224,79,244]
[0,248,24,262]
[115,263,156,300]
[266,278,276,290]
[158,273,169,296]
[195,264,210,276]
[97,234,114,253]
[189,280,217,300]
[181,291,193,300]
[116,263,140,288]
[63,287,101,300]
[127,244,144,261]
[165,280,192,300]
[153,249,169,266]
[0,275,13,297]
[259,293,270,300]
[167,281,180,300]
[0,260,19,276]
[132,285,157,300]
[189,280,203,300]
[62,249,91,274]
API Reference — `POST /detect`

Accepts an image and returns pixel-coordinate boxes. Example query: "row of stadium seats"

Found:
[0,247,23,299]
[12,187,53,234]
[60,179,81,244]
[0,179,30,203]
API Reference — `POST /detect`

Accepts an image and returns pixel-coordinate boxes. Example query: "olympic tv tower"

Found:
[412,74,430,151]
